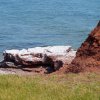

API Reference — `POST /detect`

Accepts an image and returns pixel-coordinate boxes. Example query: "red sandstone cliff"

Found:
[68,21,100,73]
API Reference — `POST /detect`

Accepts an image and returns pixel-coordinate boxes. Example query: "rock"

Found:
[68,21,100,73]
[2,46,76,70]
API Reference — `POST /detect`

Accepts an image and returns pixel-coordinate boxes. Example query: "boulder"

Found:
[68,21,100,73]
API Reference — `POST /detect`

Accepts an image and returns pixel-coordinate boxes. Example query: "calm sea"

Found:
[0,0,100,52]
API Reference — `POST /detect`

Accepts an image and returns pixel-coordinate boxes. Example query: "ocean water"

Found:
[0,0,100,52]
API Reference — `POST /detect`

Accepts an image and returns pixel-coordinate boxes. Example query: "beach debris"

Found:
[1,46,76,73]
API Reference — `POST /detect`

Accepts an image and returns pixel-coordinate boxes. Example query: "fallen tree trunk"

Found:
[1,46,76,71]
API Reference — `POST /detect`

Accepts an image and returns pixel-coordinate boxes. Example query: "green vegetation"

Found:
[0,72,100,100]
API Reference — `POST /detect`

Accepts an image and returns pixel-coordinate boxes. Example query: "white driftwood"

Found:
[3,46,76,66]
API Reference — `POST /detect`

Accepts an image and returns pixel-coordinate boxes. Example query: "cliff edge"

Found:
[68,21,100,73]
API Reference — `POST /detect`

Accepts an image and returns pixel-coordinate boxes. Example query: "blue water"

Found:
[0,0,100,52]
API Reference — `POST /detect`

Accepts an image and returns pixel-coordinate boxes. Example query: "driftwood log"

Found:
[1,46,76,73]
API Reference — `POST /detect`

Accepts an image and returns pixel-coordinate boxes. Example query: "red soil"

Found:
[67,21,100,73]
